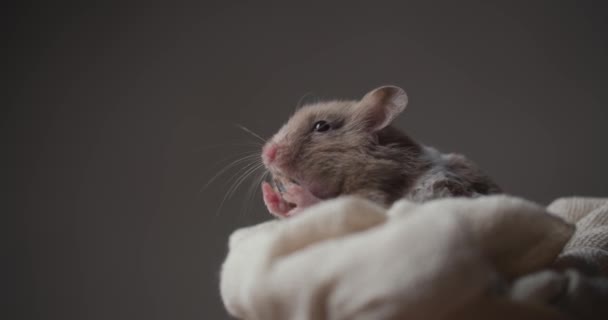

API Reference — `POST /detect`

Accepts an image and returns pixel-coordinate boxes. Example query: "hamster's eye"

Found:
[313,120,331,132]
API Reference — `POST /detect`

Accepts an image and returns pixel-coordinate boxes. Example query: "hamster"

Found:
[261,85,501,218]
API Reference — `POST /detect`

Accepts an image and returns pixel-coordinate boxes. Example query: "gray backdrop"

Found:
[11,1,608,319]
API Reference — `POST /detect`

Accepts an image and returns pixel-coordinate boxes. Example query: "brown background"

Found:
[11,1,608,319]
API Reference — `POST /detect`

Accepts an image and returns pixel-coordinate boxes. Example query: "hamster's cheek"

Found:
[282,184,320,208]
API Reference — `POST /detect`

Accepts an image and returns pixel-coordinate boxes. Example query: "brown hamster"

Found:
[261,85,501,218]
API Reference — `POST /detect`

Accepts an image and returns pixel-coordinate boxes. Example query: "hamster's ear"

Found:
[355,86,408,131]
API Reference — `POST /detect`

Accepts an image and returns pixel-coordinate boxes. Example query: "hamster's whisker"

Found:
[216,162,265,215]
[234,124,266,144]
[221,159,261,191]
[240,168,268,217]
[194,142,263,152]
[202,152,261,191]
[210,151,260,169]
[214,160,261,216]
[225,162,265,201]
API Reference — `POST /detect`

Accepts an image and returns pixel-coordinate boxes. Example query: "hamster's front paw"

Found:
[262,181,293,218]
[261,181,321,218]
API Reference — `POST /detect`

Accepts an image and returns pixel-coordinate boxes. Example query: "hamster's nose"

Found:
[262,143,278,165]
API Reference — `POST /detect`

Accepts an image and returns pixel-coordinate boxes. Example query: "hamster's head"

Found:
[261,85,415,217]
